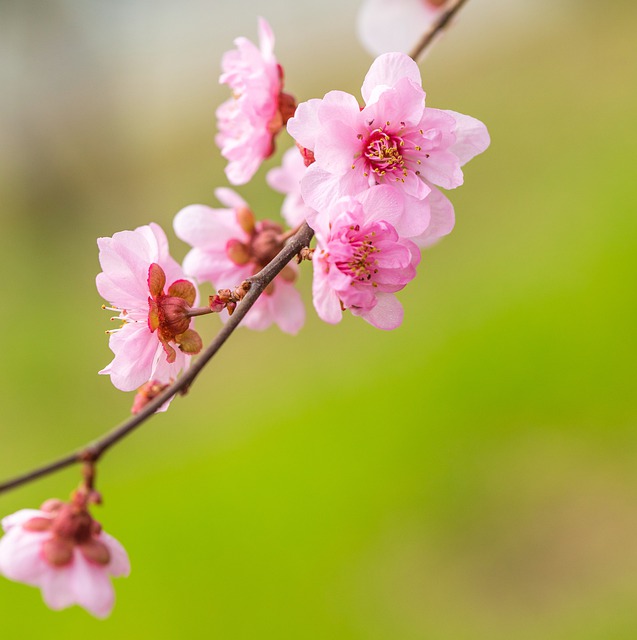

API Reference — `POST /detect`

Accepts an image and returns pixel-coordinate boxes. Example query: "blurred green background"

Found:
[1,1,636,637]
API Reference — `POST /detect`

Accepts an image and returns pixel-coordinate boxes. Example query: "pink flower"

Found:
[312,186,420,330]
[266,147,315,228]
[0,499,130,618]
[216,17,297,186]
[287,52,490,243]
[357,0,449,57]
[173,188,305,334]
[96,223,202,393]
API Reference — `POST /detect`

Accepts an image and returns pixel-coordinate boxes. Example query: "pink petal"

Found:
[411,186,455,247]
[314,119,362,175]
[173,204,244,250]
[269,283,306,335]
[300,165,367,222]
[312,257,343,324]
[355,292,404,330]
[394,193,431,238]
[357,186,404,228]
[99,324,159,392]
[40,566,76,611]
[0,528,49,584]
[287,98,322,150]
[70,553,115,619]
[214,187,249,211]
[100,532,131,578]
[318,91,363,130]
[257,17,275,60]
[420,148,464,189]
[2,509,44,532]
[361,52,422,104]
[444,109,491,165]
[363,76,426,128]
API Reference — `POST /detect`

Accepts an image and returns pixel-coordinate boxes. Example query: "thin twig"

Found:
[409,0,470,61]
[0,224,314,495]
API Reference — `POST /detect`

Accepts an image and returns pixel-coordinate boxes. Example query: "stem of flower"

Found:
[408,0,471,61]
[187,306,217,318]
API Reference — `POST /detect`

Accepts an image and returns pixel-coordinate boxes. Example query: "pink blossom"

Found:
[96,223,202,394]
[357,0,449,57]
[266,147,315,228]
[0,500,130,618]
[173,188,305,334]
[312,186,420,330]
[216,17,297,186]
[287,52,489,243]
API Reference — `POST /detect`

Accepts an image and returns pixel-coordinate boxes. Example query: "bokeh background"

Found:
[1,0,636,637]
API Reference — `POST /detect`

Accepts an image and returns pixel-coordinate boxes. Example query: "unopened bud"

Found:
[209,295,226,313]
[132,380,170,415]
[234,280,252,300]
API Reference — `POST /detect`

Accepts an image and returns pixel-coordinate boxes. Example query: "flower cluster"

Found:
[1,11,490,620]
[216,17,296,185]
[92,20,489,405]
[286,51,489,325]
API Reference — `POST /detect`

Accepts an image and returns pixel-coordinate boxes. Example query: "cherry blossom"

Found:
[96,223,202,394]
[0,498,130,619]
[312,186,420,330]
[216,17,296,185]
[266,147,315,228]
[357,0,449,57]
[287,52,490,243]
[174,188,305,334]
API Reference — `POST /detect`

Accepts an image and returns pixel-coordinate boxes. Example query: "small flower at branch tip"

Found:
[0,496,130,619]
[357,0,451,57]
[96,223,201,396]
[174,189,305,334]
[216,17,297,185]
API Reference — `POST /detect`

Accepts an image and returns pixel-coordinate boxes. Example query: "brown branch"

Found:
[0,223,314,495]
[408,0,471,61]
[0,2,470,496]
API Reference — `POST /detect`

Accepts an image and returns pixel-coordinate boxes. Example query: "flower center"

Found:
[364,129,406,176]
[336,225,380,283]
[101,305,142,335]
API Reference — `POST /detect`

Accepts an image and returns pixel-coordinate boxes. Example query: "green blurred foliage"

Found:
[0,2,636,638]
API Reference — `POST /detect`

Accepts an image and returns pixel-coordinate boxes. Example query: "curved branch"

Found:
[0,224,314,495]
[0,0,472,496]
[409,0,470,61]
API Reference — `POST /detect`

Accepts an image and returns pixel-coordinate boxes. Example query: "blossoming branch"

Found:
[0,0,487,618]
